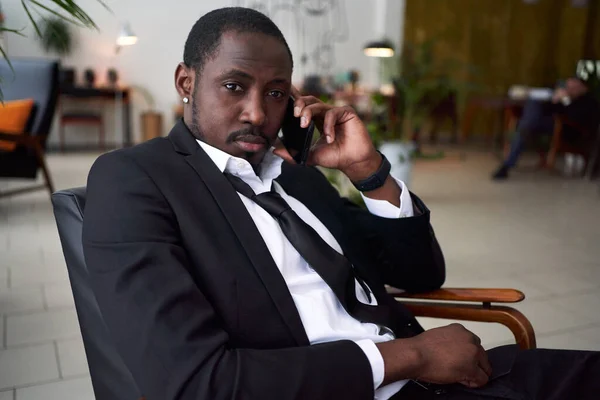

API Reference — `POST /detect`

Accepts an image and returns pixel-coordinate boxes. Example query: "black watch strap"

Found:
[351,151,391,192]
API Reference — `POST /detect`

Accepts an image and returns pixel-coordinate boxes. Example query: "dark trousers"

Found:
[504,99,555,168]
[392,345,600,400]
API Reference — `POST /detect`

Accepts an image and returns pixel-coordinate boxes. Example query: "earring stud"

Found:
[183,97,189,104]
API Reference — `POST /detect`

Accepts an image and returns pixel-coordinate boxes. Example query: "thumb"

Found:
[460,368,489,388]
[272,139,297,164]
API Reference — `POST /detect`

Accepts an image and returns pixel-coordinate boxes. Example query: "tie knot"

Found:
[225,173,290,218]
[254,191,291,218]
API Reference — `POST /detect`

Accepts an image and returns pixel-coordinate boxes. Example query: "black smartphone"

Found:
[280,97,315,165]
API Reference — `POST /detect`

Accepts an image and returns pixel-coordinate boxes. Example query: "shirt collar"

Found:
[196,139,284,190]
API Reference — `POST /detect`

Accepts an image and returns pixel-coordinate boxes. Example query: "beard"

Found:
[225,127,270,145]
[189,84,203,140]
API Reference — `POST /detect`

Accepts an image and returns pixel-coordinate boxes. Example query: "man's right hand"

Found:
[376,323,492,388]
[552,88,568,103]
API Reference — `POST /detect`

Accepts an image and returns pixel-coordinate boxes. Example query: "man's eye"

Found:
[225,83,243,92]
[268,90,284,98]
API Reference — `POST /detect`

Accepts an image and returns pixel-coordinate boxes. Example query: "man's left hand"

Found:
[274,88,382,183]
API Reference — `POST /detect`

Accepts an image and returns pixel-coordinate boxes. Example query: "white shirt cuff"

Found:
[354,339,385,390]
[360,177,414,219]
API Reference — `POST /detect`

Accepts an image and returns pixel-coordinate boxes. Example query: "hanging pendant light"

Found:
[363,39,395,58]
[116,22,138,47]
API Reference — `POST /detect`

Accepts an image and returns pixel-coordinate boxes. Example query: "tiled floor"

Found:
[1,148,599,398]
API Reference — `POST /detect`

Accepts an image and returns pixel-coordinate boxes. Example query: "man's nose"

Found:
[240,92,267,126]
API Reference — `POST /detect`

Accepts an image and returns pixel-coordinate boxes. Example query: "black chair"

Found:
[0,58,60,198]
[52,188,143,400]
[53,187,537,400]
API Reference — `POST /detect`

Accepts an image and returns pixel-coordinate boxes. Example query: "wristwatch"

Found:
[351,151,391,192]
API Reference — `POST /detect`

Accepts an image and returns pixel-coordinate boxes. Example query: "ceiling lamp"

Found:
[363,39,395,58]
[116,23,138,47]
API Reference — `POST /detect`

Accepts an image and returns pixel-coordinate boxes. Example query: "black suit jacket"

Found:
[82,120,446,400]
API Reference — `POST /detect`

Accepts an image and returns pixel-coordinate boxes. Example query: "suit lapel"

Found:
[168,121,309,346]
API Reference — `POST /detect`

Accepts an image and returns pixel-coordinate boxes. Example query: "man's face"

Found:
[184,31,292,166]
[565,78,588,99]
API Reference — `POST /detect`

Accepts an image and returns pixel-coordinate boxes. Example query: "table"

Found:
[460,95,531,154]
[60,85,132,148]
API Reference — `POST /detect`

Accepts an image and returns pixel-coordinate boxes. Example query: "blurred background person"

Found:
[492,77,599,180]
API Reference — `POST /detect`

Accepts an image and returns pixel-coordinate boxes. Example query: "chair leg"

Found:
[546,118,563,170]
[537,151,548,169]
[450,112,459,144]
[59,122,66,153]
[32,138,55,196]
[429,118,441,144]
[99,121,105,151]
[546,148,558,169]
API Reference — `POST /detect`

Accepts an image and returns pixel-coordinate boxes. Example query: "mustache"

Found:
[226,128,271,145]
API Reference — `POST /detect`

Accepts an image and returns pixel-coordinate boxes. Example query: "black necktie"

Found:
[225,173,398,332]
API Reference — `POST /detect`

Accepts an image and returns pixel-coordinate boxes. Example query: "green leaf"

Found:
[0,45,15,103]
[1,0,109,101]
[21,0,42,38]
[0,27,26,37]
[48,0,100,29]
[29,0,87,27]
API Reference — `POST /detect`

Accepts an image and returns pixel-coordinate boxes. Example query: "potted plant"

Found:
[368,38,472,186]
[130,85,163,142]
[37,16,77,86]
[1,0,101,100]
[367,90,417,186]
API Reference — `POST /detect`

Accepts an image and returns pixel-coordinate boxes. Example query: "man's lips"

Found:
[234,135,267,152]
[235,135,266,144]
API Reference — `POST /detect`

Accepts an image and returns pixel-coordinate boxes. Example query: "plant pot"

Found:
[378,140,416,187]
[84,69,95,87]
[107,68,119,86]
[141,111,163,142]
[59,68,76,87]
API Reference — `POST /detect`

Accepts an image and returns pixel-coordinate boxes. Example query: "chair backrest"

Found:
[0,58,60,138]
[52,188,142,400]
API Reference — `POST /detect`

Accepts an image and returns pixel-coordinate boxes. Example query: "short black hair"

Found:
[183,7,293,75]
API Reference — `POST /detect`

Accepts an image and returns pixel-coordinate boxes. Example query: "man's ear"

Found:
[175,62,194,100]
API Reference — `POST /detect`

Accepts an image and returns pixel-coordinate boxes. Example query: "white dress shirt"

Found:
[197,140,414,399]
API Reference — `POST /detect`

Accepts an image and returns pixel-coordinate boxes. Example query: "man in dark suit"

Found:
[492,77,599,180]
[82,7,599,400]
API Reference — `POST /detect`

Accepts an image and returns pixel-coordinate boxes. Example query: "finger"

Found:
[272,138,297,164]
[461,367,489,388]
[294,95,322,117]
[290,85,302,99]
[322,106,355,144]
[471,333,482,346]
[300,102,332,129]
[477,347,493,377]
[322,108,340,144]
[304,136,329,166]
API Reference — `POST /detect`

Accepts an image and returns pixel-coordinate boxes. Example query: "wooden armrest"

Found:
[0,132,41,146]
[400,301,536,350]
[553,115,590,135]
[385,287,536,349]
[386,287,525,304]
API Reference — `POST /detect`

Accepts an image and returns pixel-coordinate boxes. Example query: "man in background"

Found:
[493,76,598,180]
